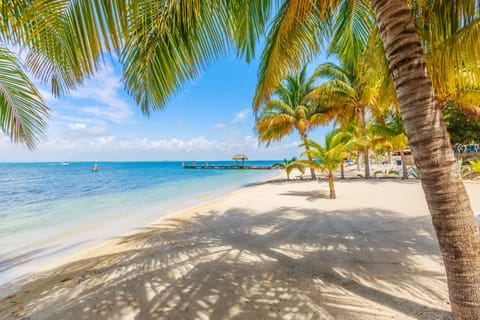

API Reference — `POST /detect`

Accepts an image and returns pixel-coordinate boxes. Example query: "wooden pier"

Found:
[182,162,271,170]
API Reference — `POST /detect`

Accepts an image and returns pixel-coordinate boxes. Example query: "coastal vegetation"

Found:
[254,66,331,180]
[0,1,480,318]
[272,157,305,181]
[309,59,381,179]
[302,129,364,199]
[472,160,480,174]
[369,113,409,179]
[443,101,480,145]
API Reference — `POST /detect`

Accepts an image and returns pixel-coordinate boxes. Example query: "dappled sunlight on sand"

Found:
[2,180,476,319]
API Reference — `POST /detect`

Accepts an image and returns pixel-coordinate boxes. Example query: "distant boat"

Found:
[61,161,70,165]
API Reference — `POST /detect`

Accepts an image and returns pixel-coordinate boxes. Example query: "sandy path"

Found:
[1,179,479,319]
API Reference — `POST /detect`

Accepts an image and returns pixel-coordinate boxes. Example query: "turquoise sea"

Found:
[0,161,277,285]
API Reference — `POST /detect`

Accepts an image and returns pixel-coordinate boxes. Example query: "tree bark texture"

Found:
[356,149,361,171]
[399,150,408,179]
[359,107,370,178]
[372,1,480,318]
[328,173,336,199]
[302,135,317,180]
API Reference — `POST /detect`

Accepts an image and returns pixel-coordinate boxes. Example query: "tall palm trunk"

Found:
[359,107,370,178]
[400,150,408,179]
[302,135,317,180]
[373,1,480,318]
[356,149,361,171]
[387,148,392,164]
[328,172,336,199]
[340,163,345,179]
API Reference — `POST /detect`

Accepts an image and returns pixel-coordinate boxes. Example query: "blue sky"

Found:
[0,52,331,162]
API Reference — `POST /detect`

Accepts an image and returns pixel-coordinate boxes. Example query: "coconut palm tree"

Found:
[370,113,409,179]
[301,129,364,199]
[272,157,305,181]
[310,60,381,178]
[4,1,480,316]
[253,2,480,316]
[255,66,331,180]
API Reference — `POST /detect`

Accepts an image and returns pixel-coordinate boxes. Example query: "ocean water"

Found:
[0,161,277,286]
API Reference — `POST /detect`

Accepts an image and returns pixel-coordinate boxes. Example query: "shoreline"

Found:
[1,178,479,319]
[48,175,280,272]
[0,171,281,294]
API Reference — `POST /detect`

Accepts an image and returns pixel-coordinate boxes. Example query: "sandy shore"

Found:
[1,178,480,319]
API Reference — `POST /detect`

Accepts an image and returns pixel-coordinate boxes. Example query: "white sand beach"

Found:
[1,178,480,319]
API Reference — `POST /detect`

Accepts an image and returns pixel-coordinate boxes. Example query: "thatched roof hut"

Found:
[232,153,248,161]
[232,153,248,167]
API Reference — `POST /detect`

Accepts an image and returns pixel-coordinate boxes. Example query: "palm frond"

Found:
[253,1,335,110]
[15,0,129,96]
[122,1,233,114]
[228,1,273,62]
[0,46,49,149]
[328,0,374,68]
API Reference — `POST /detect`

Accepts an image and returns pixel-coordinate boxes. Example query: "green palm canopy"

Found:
[302,129,364,199]
[255,66,332,180]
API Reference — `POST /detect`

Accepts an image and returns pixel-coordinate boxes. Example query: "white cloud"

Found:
[233,109,250,124]
[213,123,225,129]
[0,130,301,161]
[64,122,108,138]
[82,105,132,123]
[98,136,117,144]
[119,136,215,152]
[70,66,134,123]
[69,123,87,130]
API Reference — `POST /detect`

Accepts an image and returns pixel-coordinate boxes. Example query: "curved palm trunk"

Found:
[328,172,336,199]
[302,135,317,180]
[373,1,480,318]
[400,150,408,179]
[359,107,370,178]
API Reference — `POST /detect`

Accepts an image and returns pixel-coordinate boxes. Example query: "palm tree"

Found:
[255,66,331,180]
[470,159,480,174]
[370,4,480,316]
[310,60,381,178]
[272,157,305,181]
[253,2,480,316]
[5,1,480,316]
[302,129,364,199]
[370,113,409,179]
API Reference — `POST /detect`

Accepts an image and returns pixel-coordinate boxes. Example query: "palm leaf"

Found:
[0,46,49,149]
[253,1,334,110]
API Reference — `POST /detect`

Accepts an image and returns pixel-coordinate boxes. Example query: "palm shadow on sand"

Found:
[1,206,451,319]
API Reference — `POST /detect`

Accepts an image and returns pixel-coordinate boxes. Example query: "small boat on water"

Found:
[61,161,70,165]
[92,163,98,172]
